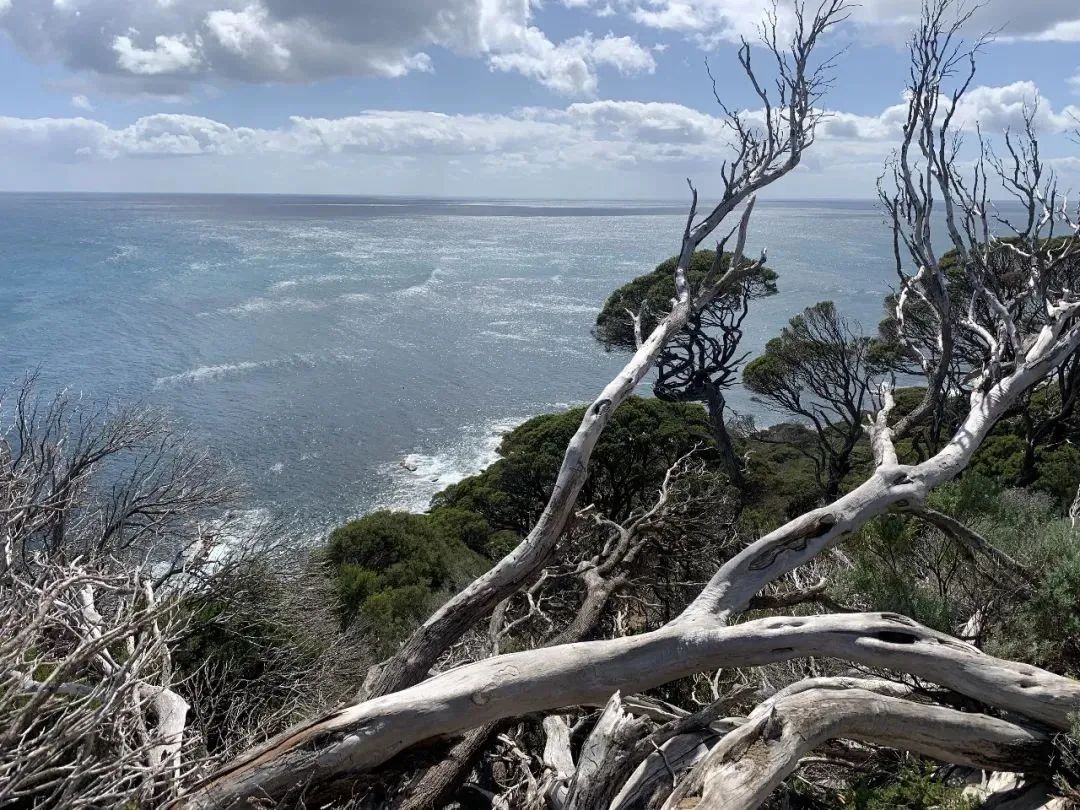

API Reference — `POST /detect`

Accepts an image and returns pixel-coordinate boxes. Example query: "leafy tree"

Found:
[595,250,777,485]
[744,301,882,499]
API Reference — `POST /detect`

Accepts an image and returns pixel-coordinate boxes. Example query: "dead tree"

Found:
[352,0,849,703]
[180,1,1080,807]
[0,379,301,808]
[0,381,229,806]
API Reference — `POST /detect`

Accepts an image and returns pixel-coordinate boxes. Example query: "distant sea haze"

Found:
[0,193,901,540]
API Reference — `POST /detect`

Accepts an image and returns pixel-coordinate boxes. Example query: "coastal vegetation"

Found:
[4,1,1080,809]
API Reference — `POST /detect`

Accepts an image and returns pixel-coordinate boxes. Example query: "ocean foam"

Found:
[397,267,448,297]
[372,417,524,513]
[154,361,263,387]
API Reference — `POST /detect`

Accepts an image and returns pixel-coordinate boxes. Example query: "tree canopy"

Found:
[594,249,777,351]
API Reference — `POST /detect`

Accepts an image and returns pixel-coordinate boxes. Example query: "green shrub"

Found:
[325,510,487,640]
[434,397,715,529]
[840,760,980,809]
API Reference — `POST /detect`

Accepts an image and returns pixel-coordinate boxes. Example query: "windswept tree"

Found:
[595,250,778,486]
[743,300,881,498]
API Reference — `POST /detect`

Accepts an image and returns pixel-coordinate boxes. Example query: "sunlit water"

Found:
[0,193,900,540]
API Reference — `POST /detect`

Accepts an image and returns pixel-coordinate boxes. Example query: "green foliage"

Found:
[834,472,1080,671]
[743,302,879,404]
[837,512,959,634]
[970,430,1080,504]
[325,510,487,641]
[840,760,980,809]
[594,250,777,350]
[743,301,882,498]
[428,507,497,556]
[323,397,721,647]
[435,397,716,529]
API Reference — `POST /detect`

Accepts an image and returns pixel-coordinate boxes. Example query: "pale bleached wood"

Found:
[180,611,1080,808]
[664,685,1050,810]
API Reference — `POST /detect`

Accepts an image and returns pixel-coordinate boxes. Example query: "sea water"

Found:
[0,193,897,539]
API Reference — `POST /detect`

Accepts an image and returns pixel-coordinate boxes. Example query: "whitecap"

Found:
[154,352,359,388]
[270,274,351,291]
[397,267,448,297]
[218,297,326,316]
[154,361,262,388]
[479,330,530,342]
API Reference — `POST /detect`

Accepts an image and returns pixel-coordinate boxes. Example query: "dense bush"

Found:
[325,510,487,642]
[839,760,980,809]
[835,473,1080,672]
[323,397,720,644]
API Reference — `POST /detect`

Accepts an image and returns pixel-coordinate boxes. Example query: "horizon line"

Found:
[0,190,883,204]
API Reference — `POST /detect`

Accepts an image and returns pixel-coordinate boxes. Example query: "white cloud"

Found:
[489,32,654,95]
[204,6,291,73]
[71,94,93,111]
[0,83,1074,195]
[1014,19,1080,42]
[0,0,652,95]
[112,32,202,75]
[0,103,735,168]
[816,83,1080,143]
[567,0,1080,50]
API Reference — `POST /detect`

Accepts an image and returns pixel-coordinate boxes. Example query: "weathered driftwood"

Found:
[665,682,1051,809]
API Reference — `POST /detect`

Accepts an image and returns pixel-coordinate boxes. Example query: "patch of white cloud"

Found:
[112,33,203,75]
[2,81,1074,171]
[567,0,1080,51]
[71,94,93,111]
[488,32,654,94]
[204,6,291,73]
[0,0,653,95]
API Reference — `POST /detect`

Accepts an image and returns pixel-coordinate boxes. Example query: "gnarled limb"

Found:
[180,611,1080,807]
[665,683,1050,810]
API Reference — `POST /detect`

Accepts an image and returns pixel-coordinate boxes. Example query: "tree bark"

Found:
[180,611,1080,808]
[664,685,1050,810]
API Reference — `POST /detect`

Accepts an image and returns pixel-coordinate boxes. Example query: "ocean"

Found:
[0,193,898,539]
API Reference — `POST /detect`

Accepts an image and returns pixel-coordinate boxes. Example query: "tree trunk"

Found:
[393,725,499,810]
[702,385,744,488]
[179,611,1080,808]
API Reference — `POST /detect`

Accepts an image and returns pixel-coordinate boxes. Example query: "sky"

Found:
[0,0,1077,199]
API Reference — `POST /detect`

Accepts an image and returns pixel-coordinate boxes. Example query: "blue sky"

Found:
[0,0,1077,198]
